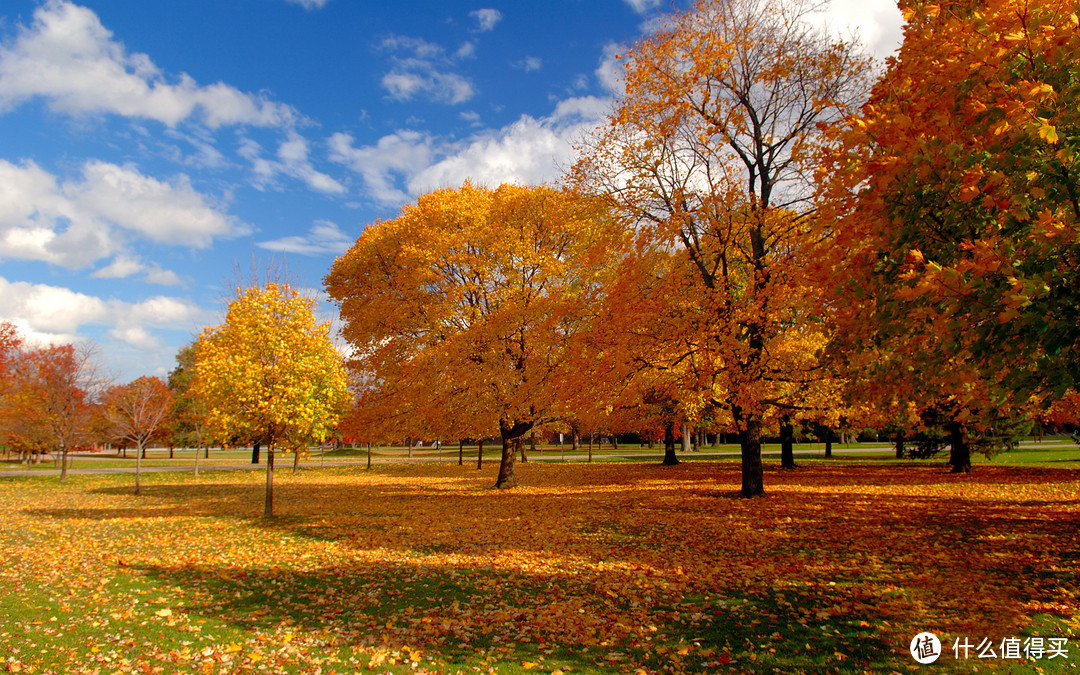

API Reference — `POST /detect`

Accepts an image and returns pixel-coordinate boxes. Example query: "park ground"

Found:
[0,451,1078,674]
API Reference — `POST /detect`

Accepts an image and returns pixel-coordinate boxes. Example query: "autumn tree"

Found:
[194,282,349,515]
[818,0,1080,469]
[574,0,869,496]
[103,376,173,495]
[326,183,623,488]
[1,343,102,480]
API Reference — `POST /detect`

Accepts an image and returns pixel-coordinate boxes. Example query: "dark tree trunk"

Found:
[496,420,532,488]
[476,439,484,470]
[895,432,906,459]
[949,422,972,473]
[824,430,833,459]
[780,419,797,469]
[252,441,260,465]
[205,446,209,459]
[737,408,765,497]
[572,432,580,452]
[367,442,372,469]
[661,421,680,465]
[458,439,464,466]
[134,441,142,495]
[265,445,275,516]
[169,446,174,459]
[292,447,300,474]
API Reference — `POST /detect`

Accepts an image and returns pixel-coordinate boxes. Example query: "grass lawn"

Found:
[0,460,1077,674]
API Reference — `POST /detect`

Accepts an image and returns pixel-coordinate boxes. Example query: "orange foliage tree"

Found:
[818,0,1080,468]
[574,0,869,496]
[326,183,623,488]
[0,343,101,480]
[103,376,173,495]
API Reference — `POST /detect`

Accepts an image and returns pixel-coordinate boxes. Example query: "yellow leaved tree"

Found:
[194,282,348,515]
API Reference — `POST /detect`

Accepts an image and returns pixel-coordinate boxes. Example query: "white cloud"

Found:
[285,0,331,9]
[595,42,625,96]
[328,130,435,206]
[513,56,543,72]
[0,276,205,352]
[329,96,610,206]
[0,1,299,128]
[92,254,184,286]
[469,9,503,32]
[809,0,905,61]
[236,132,346,194]
[378,34,475,104]
[623,0,661,14]
[410,97,610,193]
[69,161,240,245]
[0,158,244,268]
[257,220,355,256]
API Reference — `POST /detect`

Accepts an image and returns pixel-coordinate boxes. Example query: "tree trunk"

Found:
[661,421,680,465]
[824,429,833,459]
[169,446,174,459]
[611,434,618,452]
[496,420,531,488]
[476,439,484,470]
[135,440,142,495]
[780,419,797,469]
[736,408,765,497]
[458,439,464,466]
[59,444,68,483]
[265,444,275,516]
[252,441,260,465]
[367,442,372,469]
[949,422,972,473]
[520,434,529,463]
[572,432,580,452]
[194,444,201,477]
[292,446,300,474]
[895,432,906,459]
[205,446,209,459]
[682,424,691,453]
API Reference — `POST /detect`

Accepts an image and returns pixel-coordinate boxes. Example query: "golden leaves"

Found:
[193,283,348,449]
[1,462,1078,673]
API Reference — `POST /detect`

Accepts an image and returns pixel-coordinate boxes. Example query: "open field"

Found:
[1,460,1078,674]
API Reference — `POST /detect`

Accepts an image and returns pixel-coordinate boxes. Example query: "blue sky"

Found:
[0,0,903,382]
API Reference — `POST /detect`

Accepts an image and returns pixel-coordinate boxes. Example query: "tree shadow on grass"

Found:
[135,556,896,674]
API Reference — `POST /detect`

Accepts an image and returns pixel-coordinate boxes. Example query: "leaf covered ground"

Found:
[0,461,1077,674]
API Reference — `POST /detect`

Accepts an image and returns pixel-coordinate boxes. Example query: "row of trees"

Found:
[0,282,348,516]
[0,322,173,490]
[327,0,1080,496]
[4,0,1078,506]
